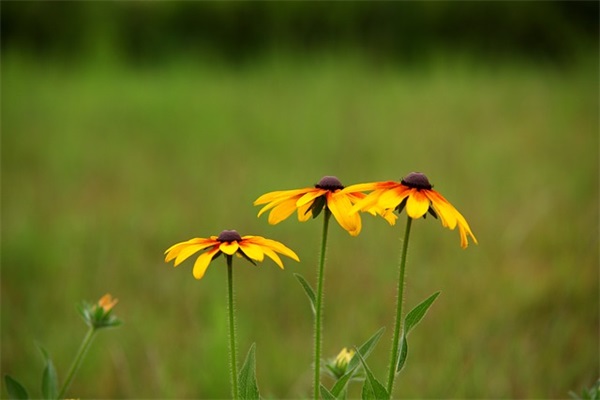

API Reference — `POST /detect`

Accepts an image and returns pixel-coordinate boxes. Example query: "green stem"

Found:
[386,215,413,395]
[314,209,331,400]
[226,255,239,400]
[58,326,97,399]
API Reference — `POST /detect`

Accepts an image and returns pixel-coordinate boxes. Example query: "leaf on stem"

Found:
[293,273,316,315]
[396,291,440,373]
[36,343,58,400]
[320,384,337,400]
[5,375,29,400]
[238,343,260,400]
[354,349,389,400]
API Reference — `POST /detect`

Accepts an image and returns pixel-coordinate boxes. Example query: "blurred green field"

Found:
[2,51,598,399]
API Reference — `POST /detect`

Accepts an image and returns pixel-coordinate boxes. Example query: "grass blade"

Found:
[294,273,316,315]
[238,343,260,400]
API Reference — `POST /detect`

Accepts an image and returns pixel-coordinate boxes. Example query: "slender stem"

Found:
[386,215,413,395]
[314,209,331,400]
[58,326,97,399]
[226,255,239,400]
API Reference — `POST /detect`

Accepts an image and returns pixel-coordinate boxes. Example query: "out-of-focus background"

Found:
[2,2,598,398]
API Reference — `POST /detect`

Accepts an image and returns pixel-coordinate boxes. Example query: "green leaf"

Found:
[395,335,408,373]
[347,327,385,372]
[293,273,316,315]
[5,375,29,400]
[330,371,354,398]
[238,343,260,400]
[320,384,336,400]
[35,343,59,399]
[354,348,389,400]
[404,291,440,335]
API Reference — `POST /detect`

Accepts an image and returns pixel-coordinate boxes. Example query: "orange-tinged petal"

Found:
[327,192,361,236]
[193,247,220,279]
[350,191,382,214]
[219,241,239,255]
[174,243,214,266]
[267,197,300,224]
[296,189,327,207]
[405,190,430,219]
[379,186,410,210]
[425,191,458,229]
[239,241,265,262]
[343,181,396,193]
[456,213,478,248]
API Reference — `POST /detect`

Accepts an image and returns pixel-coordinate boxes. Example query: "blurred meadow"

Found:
[2,2,598,399]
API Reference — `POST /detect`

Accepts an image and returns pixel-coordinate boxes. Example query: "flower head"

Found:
[164,230,299,279]
[349,172,478,248]
[79,293,122,329]
[325,347,356,379]
[254,176,396,236]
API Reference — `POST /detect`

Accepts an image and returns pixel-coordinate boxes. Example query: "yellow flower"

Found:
[97,294,118,313]
[349,172,478,248]
[164,230,299,279]
[334,347,355,370]
[254,176,396,236]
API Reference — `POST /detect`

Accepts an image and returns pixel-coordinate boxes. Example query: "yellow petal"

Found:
[296,189,326,207]
[219,241,239,255]
[174,243,213,266]
[327,192,361,236]
[249,236,300,261]
[426,191,458,229]
[405,190,430,219]
[379,186,409,210]
[193,247,220,279]
[261,247,284,269]
[457,213,478,248]
[165,239,217,262]
[349,191,381,214]
[268,198,300,224]
[239,241,265,262]
[297,201,313,222]
[254,188,310,205]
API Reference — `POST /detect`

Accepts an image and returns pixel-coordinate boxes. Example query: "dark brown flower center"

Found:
[315,176,344,191]
[401,172,432,190]
[217,230,242,242]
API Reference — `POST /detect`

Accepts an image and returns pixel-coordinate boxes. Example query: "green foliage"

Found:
[36,344,58,400]
[238,344,260,400]
[397,292,441,373]
[570,380,600,400]
[294,273,316,315]
[354,350,389,400]
[4,376,28,400]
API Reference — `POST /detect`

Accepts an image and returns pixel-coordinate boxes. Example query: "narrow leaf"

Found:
[320,384,336,400]
[330,371,354,398]
[354,348,389,400]
[347,327,385,372]
[238,343,260,400]
[293,273,316,315]
[404,291,440,335]
[395,335,408,373]
[41,362,58,400]
[361,381,375,400]
[5,375,29,400]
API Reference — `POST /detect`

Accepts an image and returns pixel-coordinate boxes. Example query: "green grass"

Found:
[2,51,598,398]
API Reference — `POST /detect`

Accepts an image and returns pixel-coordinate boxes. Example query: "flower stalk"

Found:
[226,255,239,399]
[314,209,331,400]
[58,326,97,399]
[386,215,413,394]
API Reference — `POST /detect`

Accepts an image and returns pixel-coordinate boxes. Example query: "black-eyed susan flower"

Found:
[349,172,477,248]
[254,176,396,236]
[164,230,299,280]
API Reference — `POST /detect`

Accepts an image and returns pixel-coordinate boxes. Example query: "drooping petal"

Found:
[174,243,216,266]
[254,188,310,205]
[267,197,302,224]
[327,192,361,236]
[192,247,220,279]
[249,236,300,262]
[165,238,217,262]
[456,213,478,248]
[219,241,239,255]
[378,186,410,210]
[261,246,284,269]
[239,241,265,262]
[350,191,382,214]
[296,189,327,207]
[297,200,313,222]
[425,190,458,229]
[405,190,430,219]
